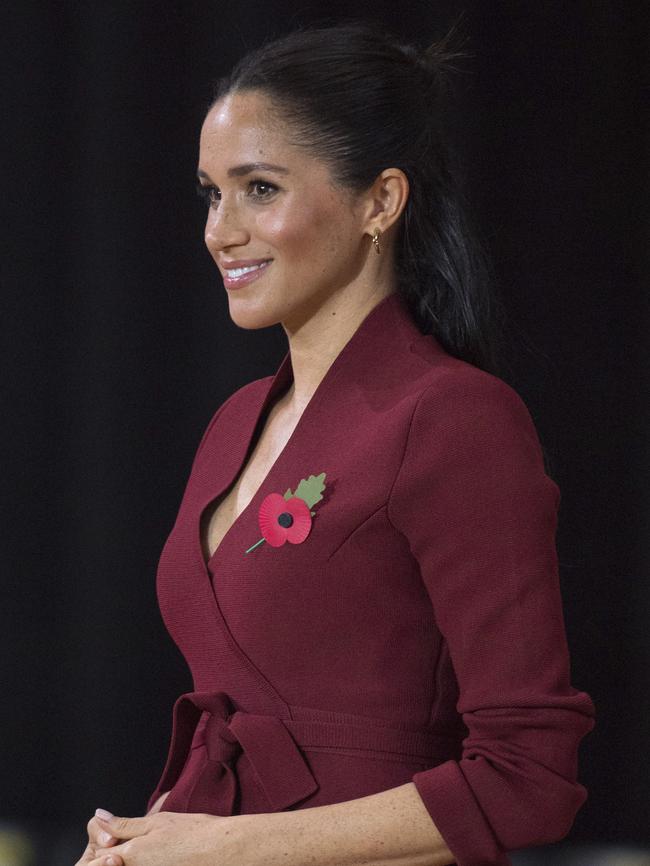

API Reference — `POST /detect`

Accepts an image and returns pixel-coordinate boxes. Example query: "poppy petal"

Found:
[258,492,290,547]
[284,498,313,544]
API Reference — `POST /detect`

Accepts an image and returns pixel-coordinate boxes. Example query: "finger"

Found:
[87,816,118,848]
[95,810,148,840]
[86,853,124,866]
[92,841,128,866]
[75,844,103,866]
[96,828,119,848]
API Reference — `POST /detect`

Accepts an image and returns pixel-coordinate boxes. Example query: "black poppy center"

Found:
[277,511,294,528]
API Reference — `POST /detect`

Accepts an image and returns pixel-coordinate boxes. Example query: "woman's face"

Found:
[198,89,372,333]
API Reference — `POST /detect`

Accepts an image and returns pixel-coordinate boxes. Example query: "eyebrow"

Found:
[197,162,290,181]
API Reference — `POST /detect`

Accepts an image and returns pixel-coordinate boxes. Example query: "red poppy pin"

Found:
[245,472,327,554]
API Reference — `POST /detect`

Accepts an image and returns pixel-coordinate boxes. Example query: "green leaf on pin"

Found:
[245,472,327,554]
[283,472,327,508]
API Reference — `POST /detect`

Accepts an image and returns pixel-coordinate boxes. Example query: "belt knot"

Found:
[158,690,320,815]
[203,712,241,764]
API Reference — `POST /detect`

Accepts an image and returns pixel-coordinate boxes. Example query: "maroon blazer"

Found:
[147,292,595,866]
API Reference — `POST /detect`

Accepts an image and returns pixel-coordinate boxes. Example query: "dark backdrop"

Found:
[2,0,648,855]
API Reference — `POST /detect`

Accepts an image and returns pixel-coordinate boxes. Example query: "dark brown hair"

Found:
[211,19,504,375]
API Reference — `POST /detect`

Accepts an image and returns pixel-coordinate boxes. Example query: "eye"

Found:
[196,182,220,209]
[195,178,279,209]
[248,179,278,199]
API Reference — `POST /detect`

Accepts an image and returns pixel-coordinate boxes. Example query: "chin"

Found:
[226,296,283,331]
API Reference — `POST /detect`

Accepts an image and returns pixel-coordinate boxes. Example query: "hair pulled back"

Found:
[212,20,504,375]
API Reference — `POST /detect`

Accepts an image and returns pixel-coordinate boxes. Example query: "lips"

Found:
[221,257,272,270]
[221,259,272,289]
[225,261,271,278]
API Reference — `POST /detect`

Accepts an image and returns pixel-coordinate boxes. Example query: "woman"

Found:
[78,21,595,866]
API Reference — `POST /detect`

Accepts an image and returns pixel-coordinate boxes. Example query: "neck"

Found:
[281,286,397,414]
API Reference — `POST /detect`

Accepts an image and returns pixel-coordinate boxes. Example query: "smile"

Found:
[223,260,272,289]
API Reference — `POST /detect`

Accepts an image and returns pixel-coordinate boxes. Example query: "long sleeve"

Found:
[387,369,596,866]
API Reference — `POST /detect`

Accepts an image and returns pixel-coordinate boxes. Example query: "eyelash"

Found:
[195,179,278,208]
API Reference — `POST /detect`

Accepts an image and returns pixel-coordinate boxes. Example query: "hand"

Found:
[74,793,170,866]
[74,811,120,866]
[86,809,250,866]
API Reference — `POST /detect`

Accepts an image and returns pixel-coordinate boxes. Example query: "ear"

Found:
[362,167,410,235]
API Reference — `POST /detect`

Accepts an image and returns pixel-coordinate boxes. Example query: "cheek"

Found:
[256,199,347,261]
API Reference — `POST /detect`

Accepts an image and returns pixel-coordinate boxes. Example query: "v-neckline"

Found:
[195,292,410,575]
[201,381,293,568]
[198,342,338,575]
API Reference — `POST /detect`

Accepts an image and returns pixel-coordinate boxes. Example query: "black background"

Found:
[2,0,648,856]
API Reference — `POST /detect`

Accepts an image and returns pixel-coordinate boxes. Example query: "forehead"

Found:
[200,91,293,158]
[197,90,352,201]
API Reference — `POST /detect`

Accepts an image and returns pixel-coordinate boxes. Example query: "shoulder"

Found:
[388,347,560,538]
[389,339,556,505]
[404,338,541,452]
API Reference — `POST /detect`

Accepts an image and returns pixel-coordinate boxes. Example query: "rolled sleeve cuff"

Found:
[412,760,511,866]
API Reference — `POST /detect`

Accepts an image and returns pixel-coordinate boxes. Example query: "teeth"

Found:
[228,262,269,278]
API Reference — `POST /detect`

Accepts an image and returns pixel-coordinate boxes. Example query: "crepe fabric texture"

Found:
[147,292,595,866]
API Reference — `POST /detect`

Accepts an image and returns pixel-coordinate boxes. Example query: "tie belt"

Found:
[155,690,458,815]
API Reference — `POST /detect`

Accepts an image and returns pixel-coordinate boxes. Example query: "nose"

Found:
[204,199,250,256]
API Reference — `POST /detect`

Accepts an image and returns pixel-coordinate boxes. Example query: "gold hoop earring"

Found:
[372,228,381,255]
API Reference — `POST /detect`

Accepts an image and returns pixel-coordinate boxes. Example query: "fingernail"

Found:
[96,808,114,821]
[106,858,117,866]
[99,831,113,845]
